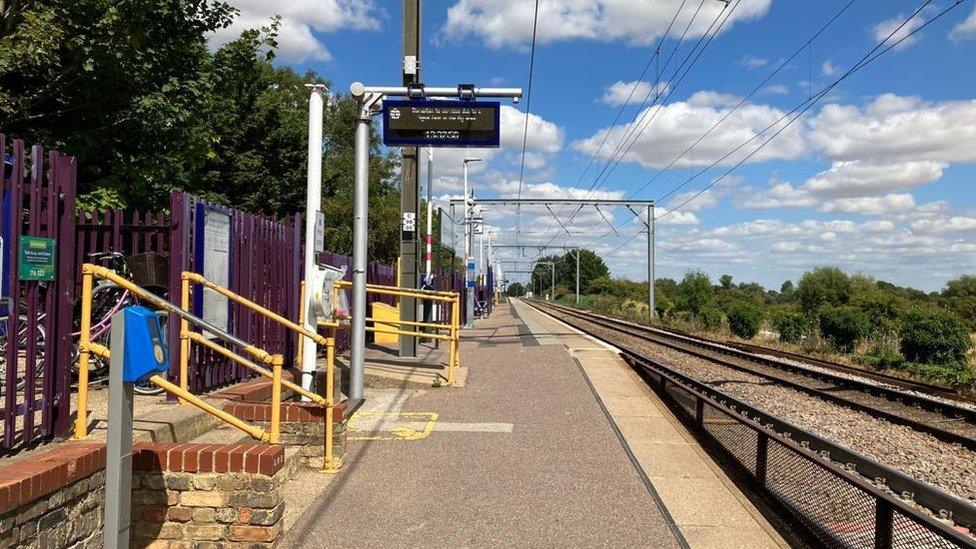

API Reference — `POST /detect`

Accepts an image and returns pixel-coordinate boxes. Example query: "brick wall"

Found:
[223,402,347,462]
[131,443,286,547]
[0,443,106,548]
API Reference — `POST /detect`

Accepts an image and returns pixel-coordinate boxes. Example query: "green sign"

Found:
[18,236,56,281]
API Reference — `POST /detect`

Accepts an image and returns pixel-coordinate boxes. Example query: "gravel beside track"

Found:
[548,307,976,506]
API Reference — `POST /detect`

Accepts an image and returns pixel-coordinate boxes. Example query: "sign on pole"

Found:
[18,236,55,281]
[383,100,500,148]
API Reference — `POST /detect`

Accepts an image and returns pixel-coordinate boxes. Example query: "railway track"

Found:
[532,300,976,451]
[523,299,976,548]
[667,324,968,405]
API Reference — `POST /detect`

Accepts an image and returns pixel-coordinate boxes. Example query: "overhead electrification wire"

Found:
[515,0,541,247]
[659,0,964,221]
[533,0,736,258]
[584,0,962,260]
[567,0,690,195]
[628,0,859,203]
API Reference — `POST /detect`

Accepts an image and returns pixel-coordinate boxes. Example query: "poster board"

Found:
[194,206,232,336]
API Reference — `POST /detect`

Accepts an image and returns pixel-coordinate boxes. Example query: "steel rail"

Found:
[523,299,976,541]
[541,301,976,419]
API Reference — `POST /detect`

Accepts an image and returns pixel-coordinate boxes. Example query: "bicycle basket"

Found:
[127,252,170,291]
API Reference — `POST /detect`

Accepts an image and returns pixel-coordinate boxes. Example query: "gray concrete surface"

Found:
[283,303,683,548]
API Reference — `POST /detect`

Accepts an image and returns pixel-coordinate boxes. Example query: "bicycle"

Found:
[0,251,168,395]
[74,251,168,395]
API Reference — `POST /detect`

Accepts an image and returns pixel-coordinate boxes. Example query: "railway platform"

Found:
[282,299,788,548]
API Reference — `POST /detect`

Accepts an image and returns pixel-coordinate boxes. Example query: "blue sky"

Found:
[215,1,976,291]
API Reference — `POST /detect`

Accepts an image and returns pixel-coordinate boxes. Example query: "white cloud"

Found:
[639,213,976,292]
[440,0,772,49]
[821,59,838,76]
[872,11,927,51]
[762,85,789,95]
[820,193,916,216]
[911,216,976,233]
[665,190,718,212]
[803,160,945,198]
[950,5,976,40]
[656,210,699,226]
[808,95,976,164]
[573,91,806,169]
[211,1,383,62]
[428,105,563,187]
[742,179,817,210]
[739,55,769,69]
[601,81,669,107]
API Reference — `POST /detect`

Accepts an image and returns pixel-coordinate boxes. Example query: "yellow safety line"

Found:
[347,412,438,441]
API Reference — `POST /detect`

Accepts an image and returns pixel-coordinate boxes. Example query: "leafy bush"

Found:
[902,361,976,389]
[677,270,715,317]
[773,311,806,344]
[699,304,723,331]
[654,296,673,320]
[819,306,871,352]
[857,342,905,370]
[899,308,973,365]
[727,302,763,339]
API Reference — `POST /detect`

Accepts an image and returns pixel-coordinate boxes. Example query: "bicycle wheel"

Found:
[0,314,46,393]
[73,282,136,378]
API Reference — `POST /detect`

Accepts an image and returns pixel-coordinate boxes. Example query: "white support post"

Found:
[302,85,327,396]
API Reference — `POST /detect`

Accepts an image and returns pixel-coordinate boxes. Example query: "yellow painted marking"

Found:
[347,411,438,441]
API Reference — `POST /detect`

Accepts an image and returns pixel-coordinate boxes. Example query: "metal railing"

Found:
[75,264,280,444]
[74,266,345,473]
[623,350,976,548]
[181,272,342,471]
[332,280,461,386]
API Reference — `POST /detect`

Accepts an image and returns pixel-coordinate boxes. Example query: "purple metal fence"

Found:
[1,135,77,451]
[167,193,302,393]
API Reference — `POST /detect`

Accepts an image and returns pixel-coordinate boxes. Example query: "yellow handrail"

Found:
[180,270,342,468]
[80,337,271,443]
[185,331,326,406]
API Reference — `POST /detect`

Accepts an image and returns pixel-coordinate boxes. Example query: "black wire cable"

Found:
[515,0,541,247]
[659,0,963,220]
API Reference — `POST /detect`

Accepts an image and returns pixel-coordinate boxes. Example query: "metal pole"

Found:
[478,226,484,283]
[575,249,580,304]
[105,312,132,549]
[399,0,422,358]
[349,108,371,401]
[425,148,433,279]
[550,263,555,301]
[463,165,474,327]
[648,204,655,320]
[301,84,326,396]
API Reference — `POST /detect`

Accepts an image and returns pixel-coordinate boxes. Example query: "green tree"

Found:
[797,267,852,316]
[819,306,871,352]
[1,6,402,262]
[719,274,733,289]
[727,301,763,339]
[942,275,976,330]
[551,249,609,293]
[507,282,525,297]
[676,270,715,318]
[899,308,973,365]
[0,0,236,205]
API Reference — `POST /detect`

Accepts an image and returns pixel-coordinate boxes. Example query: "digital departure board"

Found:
[383,99,500,148]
